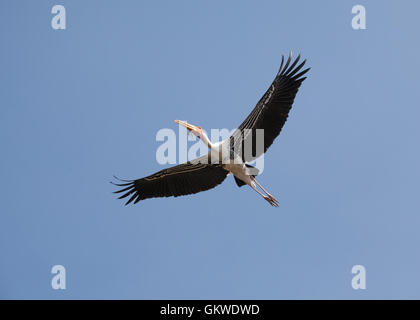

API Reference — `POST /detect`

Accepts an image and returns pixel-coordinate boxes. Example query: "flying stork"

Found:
[113,53,309,207]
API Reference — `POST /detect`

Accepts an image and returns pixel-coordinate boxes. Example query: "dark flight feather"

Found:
[112,161,229,205]
[230,52,310,162]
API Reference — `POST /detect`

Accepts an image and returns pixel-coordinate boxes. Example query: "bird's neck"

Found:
[198,132,213,149]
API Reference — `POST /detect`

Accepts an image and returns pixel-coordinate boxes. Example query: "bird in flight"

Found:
[113,53,309,207]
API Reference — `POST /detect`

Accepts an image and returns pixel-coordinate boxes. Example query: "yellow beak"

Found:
[174,120,200,132]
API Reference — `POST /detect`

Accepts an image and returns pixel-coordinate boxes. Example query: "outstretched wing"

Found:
[231,53,310,162]
[112,158,229,205]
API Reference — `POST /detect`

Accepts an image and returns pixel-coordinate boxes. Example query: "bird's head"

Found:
[175,120,213,148]
[174,120,203,138]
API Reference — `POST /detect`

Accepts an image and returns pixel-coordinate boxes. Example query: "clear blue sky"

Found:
[1,0,420,299]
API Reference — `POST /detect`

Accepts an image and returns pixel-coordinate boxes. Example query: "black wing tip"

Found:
[277,52,310,79]
[125,192,140,205]
[113,175,133,182]
[111,175,141,205]
[294,67,311,81]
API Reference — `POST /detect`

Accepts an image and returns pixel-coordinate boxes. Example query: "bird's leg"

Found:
[250,182,279,207]
[252,177,279,206]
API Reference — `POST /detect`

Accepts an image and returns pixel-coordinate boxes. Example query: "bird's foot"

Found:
[264,195,279,207]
